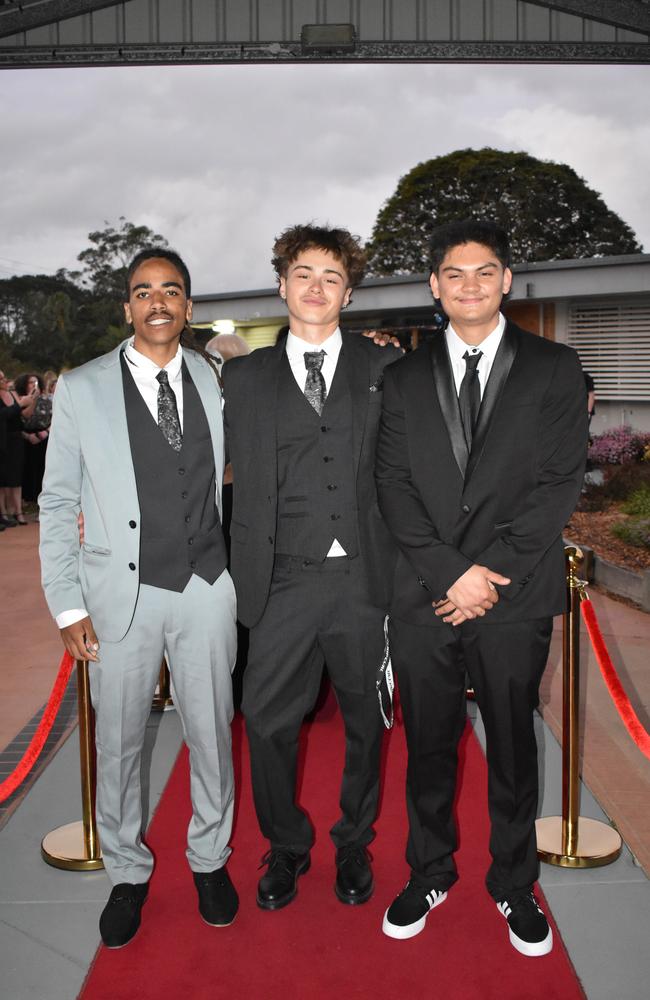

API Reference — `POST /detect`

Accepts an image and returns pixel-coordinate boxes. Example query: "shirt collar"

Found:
[445,313,506,366]
[286,327,342,365]
[124,336,183,379]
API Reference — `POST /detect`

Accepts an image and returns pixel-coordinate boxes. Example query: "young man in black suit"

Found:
[223,225,401,911]
[375,220,587,955]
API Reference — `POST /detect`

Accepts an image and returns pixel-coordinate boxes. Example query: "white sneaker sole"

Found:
[382,890,447,940]
[497,903,553,957]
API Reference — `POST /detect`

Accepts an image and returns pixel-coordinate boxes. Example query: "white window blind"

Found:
[567,300,650,402]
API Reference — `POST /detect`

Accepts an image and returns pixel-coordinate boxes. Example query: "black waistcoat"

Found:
[121,353,227,592]
[275,353,359,561]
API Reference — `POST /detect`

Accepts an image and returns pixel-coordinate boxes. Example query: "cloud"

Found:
[0,63,648,292]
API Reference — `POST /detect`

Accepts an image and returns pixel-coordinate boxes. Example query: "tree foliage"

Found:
[78,216,169,299]
[0,219,169,372]
[365,148,642,275]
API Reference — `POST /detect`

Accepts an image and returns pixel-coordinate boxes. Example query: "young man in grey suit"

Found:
[375,220,587,955]
[223,225,401,911]
[39,249,238,948]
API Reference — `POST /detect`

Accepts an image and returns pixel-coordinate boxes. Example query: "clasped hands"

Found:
[434,564,510,626]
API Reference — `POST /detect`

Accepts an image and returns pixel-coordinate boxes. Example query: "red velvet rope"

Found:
[580,599,650,760]
[0,651,76,803]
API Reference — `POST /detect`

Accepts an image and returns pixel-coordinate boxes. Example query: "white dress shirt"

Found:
[285,327,346,557]
[445,313,506,399]
[56,339,185,629]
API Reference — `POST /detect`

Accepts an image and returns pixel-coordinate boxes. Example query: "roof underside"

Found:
[1,0,649,68]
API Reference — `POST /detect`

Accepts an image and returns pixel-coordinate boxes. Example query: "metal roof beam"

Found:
[527,1,650,35]
[1,40,648,68]
[0,1,119,40]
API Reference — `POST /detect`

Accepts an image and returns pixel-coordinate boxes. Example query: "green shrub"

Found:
[621,484,650,518]
[611,518,650,550]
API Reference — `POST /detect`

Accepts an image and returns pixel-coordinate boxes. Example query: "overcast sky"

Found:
[1,62,648,295]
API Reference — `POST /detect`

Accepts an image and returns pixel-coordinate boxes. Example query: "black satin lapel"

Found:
[465,325,518,482]
[340,334,369,473]
[431,334,468,477]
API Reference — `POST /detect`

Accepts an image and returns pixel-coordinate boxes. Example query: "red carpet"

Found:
[80,702,585,1000]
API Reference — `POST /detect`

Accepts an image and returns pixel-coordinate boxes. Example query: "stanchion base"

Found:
[41,821,104,871]
[536,816,622,868]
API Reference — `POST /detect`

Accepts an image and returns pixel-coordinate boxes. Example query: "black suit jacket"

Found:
[223,332,401,628]
[375,322,588,626]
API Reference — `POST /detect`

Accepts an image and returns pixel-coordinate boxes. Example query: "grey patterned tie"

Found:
[304,350,326,415]
[156,370,182,451]
[458,350,483,449]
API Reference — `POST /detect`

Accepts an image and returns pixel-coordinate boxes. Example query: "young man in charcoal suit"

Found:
[223,225,401,910]
[375,220,587,955]
[39,249,238,947]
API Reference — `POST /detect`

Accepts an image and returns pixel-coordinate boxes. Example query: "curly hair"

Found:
[272,224,367,288]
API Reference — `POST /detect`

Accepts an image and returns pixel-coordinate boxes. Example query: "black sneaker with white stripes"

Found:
[496,892,553,957]
[382,880,448,939]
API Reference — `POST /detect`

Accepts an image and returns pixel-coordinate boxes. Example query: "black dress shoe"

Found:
[99,882,149,948]
[257,849,310,910]
[335,845,374,905]
[193,866,239,926]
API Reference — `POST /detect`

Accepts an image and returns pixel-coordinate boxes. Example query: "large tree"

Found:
[365,148,642,275]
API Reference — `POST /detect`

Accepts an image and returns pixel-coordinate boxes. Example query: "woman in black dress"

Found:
[0,370,38,526]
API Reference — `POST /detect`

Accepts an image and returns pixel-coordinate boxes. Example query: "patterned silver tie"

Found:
[304,350,326,415]
[156,370,182,451]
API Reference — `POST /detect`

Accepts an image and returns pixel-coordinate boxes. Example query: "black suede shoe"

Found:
[193,866,239,926]
[257,849,310,910]
[99,882,149,948]
[335,845,374,905]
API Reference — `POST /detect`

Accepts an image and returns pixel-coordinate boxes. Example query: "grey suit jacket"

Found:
[39,340,225,641]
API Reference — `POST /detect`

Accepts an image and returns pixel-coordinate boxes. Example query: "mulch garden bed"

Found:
[566,508,650,573]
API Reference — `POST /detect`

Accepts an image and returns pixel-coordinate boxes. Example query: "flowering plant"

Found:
[588,427,650,466]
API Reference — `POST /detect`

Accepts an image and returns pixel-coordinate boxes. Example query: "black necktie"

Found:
[304,351,326,415]
[156,370,182,451]
[458,350,483,449]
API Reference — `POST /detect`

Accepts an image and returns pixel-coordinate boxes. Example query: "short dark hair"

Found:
[125,247,192,301]
[429,220,511,274]
[272,224,367,288]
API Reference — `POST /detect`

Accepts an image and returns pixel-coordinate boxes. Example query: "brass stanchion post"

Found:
[41,660,103,871]
[536,546,622,868]
[151,659,174,712]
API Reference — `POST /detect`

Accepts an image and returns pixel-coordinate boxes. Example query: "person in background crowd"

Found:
[223,224,401,913]
[0,369,38,526]
[584,371,596,427]
[16,373,52,505]
[375,219,587,956]
[39,248,238,949]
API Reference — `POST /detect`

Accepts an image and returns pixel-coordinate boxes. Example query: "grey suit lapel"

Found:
[183,348,223,470]
[465,324,518,482]
[430,333,469,477]
[96,343,137,494]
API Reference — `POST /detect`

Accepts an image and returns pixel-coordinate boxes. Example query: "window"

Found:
[567,300,650,402]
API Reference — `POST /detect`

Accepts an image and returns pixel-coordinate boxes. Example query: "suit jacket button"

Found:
[129,520,136,528]
[129,562,136,571]
[461,504,471,513]
[268,536,274,544]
